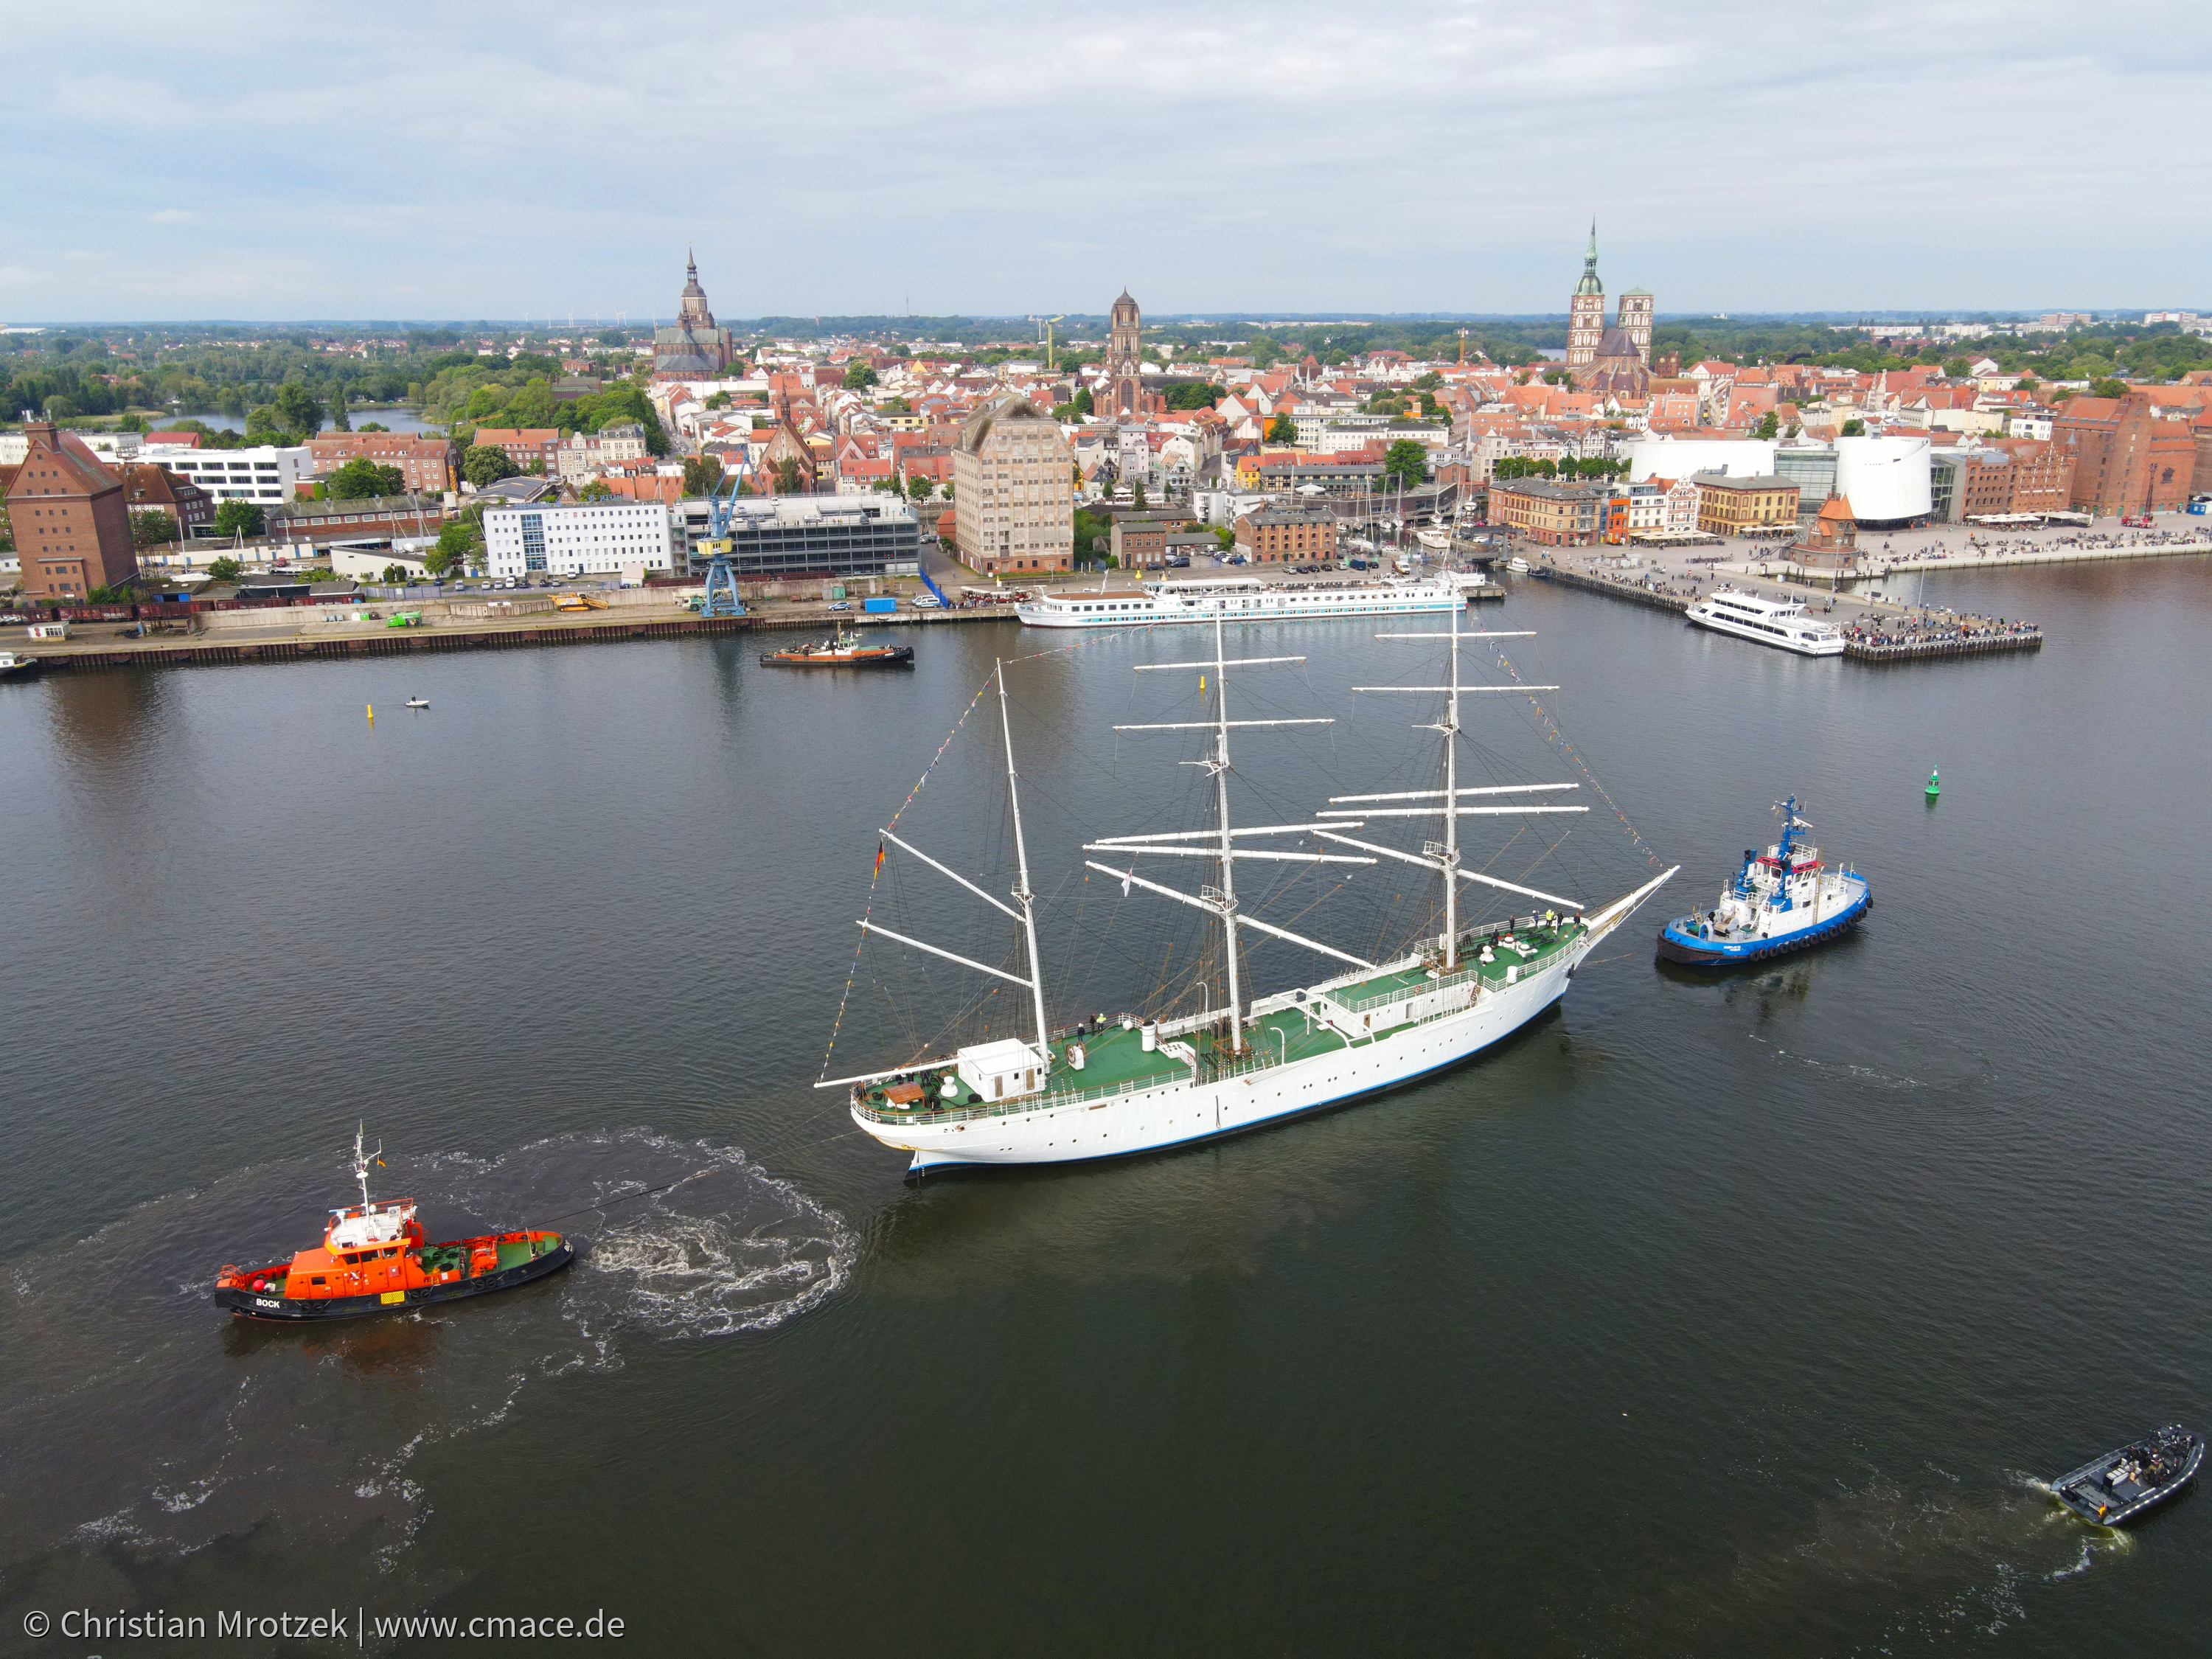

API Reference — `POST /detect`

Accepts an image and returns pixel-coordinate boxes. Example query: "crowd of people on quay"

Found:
[1868,523,2210,564]
[1840,608,2039,649]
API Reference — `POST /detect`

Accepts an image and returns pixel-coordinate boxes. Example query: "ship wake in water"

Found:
[0,1130,850,1613]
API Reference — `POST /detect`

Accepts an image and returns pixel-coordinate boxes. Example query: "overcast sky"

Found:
[4,1,2204,324]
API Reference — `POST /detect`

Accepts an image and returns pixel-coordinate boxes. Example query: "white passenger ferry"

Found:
[1018,576,1464,629]
[1685,588,1844,657]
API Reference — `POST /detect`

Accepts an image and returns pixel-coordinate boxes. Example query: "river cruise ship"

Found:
[1685,588,1844,656]
[822,606,1674,1175]
[1018,575,1465,629]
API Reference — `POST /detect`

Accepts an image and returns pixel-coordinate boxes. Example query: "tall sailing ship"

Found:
[822,607,1674,1175]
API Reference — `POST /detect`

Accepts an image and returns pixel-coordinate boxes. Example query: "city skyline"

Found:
[4,1,2208,322]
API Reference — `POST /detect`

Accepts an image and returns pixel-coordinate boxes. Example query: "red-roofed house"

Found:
[472,428,562,476]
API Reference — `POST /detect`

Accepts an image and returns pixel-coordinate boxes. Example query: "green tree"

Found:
[330,384,352,431]
[326,458,405,499]
[381,564,408,585]
[206,555,243,582]
[271,380,324,439]
[577,479,614,502]
[682,455,724,495]
[1381,439,1428,489]
[1071,387,1093,417]
[1265,414,1296,444]
[843,363,878,390]
[1942,358,1972,380]
[1841,418,1867,437]
[463,445,519,487]
[2089,377,2129,400]
[43,394,79,419]
[908,472,936,501]
[1132,482,1148,510]
[1752,411,1779,440]
[212,501,265,539]
[423,543,459,578]
[1165,382,1226,411]
[432,516,481,574]
[129,509,176,549]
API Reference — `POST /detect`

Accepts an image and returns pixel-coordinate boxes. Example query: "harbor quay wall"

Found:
[1867,539,2211,575]
[1530,566,1690,616]
[23,606,1005,675]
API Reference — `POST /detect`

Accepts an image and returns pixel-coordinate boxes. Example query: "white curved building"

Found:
[1834,435,1932,523]
[1627,437,1776,484]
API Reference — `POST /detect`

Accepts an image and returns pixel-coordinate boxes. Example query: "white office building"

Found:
[482,501,675,579]
[140,442,315,504]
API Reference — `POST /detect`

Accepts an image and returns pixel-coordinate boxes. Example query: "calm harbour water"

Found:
[3,559,2209,1655]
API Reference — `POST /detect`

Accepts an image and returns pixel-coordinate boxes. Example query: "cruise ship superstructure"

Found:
[1018,575,1467,628]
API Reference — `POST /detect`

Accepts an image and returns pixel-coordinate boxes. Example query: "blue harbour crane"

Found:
[698,470,746,619]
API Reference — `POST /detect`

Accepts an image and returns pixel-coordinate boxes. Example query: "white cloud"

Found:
[0,0,2206,318]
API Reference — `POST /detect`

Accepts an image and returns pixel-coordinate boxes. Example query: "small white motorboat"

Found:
[405,698,430,709]
[1503,556,1532,574]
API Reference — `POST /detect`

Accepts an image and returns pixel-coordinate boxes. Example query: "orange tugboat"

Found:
[215,1129,574,1322]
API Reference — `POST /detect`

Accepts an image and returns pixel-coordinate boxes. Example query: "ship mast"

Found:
[352,1121,381,1209]
[1318,605,1591,959]
[998,659,1052,1057]
[1086,613,1374,1055]
[847,658,1054,1071]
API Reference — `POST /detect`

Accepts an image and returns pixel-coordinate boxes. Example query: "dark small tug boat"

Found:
[214,1129,573,1323]
[2050,1425,2202,1526]
[760,630,914,668]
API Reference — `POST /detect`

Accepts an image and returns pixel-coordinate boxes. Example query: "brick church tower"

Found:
[1107,291,1144,420]
[1566,223,1606,368]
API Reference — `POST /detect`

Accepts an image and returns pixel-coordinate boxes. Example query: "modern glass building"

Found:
[1773,448,1837,516]
[686,496,921,578]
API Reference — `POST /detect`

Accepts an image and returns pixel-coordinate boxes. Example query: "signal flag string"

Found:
[1489,644,1666,869]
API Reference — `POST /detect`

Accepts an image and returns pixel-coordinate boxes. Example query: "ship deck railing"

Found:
[852,919,1582,1129]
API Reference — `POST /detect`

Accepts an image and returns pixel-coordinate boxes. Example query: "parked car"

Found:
[911,594,942,609]
[827,600,851,611]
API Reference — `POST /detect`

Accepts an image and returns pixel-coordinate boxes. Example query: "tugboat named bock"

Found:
[1656,797,1870,966]
[213,1128,574,1322]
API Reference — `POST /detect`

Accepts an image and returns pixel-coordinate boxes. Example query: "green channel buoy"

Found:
[1925,768,1940,800]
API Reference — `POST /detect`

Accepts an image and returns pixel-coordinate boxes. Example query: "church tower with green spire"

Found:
[1567,219,1607,367]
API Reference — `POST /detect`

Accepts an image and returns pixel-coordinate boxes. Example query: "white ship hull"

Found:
[1686,596,1844,656]
[1018,579,1464,629]
[852,883,1666,1174]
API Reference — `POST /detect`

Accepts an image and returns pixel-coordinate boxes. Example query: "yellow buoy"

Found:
[366,703,375,723]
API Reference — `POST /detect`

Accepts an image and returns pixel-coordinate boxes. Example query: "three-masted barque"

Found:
[822,606,1674,1175]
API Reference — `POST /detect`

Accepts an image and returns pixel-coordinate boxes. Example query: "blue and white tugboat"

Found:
[1655,798,1870,966]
